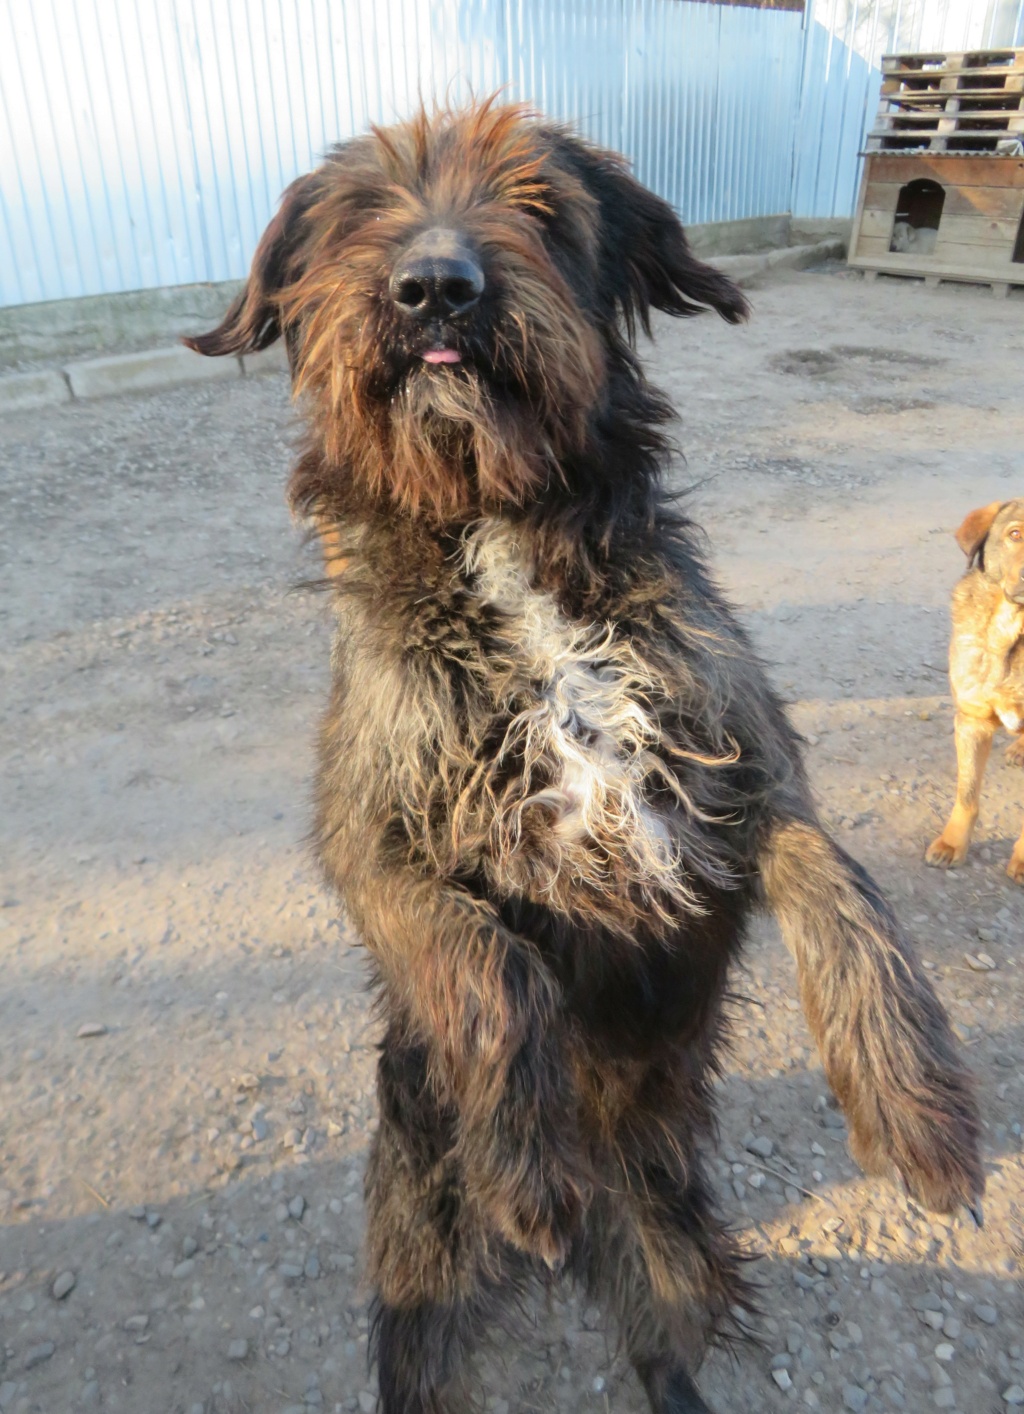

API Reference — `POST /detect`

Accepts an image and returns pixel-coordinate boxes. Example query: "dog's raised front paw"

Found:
[1007,848,1024,884]
[848,1086,984,1217]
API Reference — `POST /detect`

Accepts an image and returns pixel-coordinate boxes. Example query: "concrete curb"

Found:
[0,367,72,413]
[715,237,846,283]
[0,339,290,416]
[65,344,243,399]
[0,245,842,413]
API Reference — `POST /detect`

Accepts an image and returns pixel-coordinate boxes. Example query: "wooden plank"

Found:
[852,233,902,256]
[881,82,1015,96]
[857,211,1022,251]
[850,231,1018,271]
[862,180,1024,220]
[862,154,1024,187]
[877,106,1024,122]
[869,127,1020,140]
[858,209,899,240]
[935,213,1021,245]
[881,63,1024,81]
[929,239,1018,269]
[847,252,1024,287]
[847,158,872,267]
[882,49,1024,69]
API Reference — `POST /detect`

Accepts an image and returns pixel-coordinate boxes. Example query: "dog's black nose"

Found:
[389,228,484,319]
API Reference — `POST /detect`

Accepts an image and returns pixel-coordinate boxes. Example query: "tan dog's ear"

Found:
[955,502,1004,559]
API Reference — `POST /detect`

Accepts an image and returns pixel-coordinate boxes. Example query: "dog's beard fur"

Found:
[290,294,604,521]
[350,369,554,522]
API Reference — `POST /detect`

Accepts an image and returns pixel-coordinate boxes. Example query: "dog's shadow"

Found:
[5,1009,1019,1414]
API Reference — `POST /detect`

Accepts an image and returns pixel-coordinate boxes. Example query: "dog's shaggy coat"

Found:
[189,101,983,1414]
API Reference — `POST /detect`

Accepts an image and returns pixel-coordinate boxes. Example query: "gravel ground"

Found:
[1,264,1022,1414]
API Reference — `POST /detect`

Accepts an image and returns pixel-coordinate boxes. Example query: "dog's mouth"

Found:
[421,346,462,366]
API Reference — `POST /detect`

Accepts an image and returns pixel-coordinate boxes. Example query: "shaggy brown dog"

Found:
[926,498,1024,882]
[188,101,983,1414]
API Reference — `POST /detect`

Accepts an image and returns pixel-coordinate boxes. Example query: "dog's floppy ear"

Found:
[955,502,1004,565]
[545,130,748,337]
[183,174,321,357]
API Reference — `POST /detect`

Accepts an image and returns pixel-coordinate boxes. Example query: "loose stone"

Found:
[52,1271,76,1300]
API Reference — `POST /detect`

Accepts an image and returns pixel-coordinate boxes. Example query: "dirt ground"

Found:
[1,264,1022,1414]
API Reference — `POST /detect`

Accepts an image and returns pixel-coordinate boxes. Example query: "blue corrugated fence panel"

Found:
[1,0,1020,307]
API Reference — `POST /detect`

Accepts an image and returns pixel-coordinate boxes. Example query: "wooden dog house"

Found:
[847,48,1024,295]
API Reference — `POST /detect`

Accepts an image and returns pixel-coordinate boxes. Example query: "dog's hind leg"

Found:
[367,1030,516,1414]
[760,818,983,1215]
[580,1151,748,1414]
[372,1299,481,1414]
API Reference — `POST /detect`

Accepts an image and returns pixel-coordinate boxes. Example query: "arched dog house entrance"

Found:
[889,178,946,254]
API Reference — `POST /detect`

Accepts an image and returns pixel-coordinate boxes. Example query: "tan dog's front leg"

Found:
[1005,732,1024,768]
[926,712,994,868]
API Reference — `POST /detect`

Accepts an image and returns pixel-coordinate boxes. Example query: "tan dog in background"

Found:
[927,499,1024,882]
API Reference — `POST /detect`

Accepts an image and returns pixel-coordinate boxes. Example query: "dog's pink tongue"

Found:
[422,348,461,364]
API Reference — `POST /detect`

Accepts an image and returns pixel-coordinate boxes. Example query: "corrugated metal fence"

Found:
[1,0,1022,308]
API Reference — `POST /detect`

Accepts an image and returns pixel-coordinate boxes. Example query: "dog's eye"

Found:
[1009,528,1022,541]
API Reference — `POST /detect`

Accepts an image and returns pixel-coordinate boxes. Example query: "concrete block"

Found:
[0,367,71,413]
[0,279,243,370]
[789,216,853,248]
[714,239,846,288]
[688,213,791,258]
[241,343,290,377]
[765,238,846,271]
[65,345,242,399]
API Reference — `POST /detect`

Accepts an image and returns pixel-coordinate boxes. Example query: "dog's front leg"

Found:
[350,870,587,1269]
[926,710,994,868]
[760,818,984,1216]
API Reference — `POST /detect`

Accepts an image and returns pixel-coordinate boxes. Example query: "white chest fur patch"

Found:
[460,522,731,919]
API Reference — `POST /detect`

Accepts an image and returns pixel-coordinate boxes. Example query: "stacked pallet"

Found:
[847,48,1024,295]
[867,49,1024,154]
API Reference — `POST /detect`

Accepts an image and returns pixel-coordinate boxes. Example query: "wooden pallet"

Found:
[867,47,1024,152]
